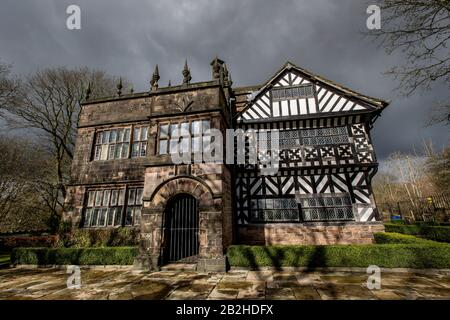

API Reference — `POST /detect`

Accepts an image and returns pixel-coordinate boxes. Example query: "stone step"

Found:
[161,263,197,271]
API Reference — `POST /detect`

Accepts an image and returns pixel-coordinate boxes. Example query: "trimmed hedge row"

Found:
[374,232,439,244]
[11,247,139,265]
[227,244,450,269]
[384,223,450,243]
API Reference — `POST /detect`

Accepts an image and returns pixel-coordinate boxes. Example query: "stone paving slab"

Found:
[0,267,449,300]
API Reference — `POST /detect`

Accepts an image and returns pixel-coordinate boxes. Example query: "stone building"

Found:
[63,58,389,272]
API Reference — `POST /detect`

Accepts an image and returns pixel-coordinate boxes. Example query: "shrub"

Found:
[11,247,139,265]
[0,235,57,251]
[374,232,438,244]
[384,223,450,242]
[57,228,140,248]
[227,244,450,269]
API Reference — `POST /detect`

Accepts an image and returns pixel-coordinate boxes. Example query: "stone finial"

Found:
[182,59,192,84]
[150,64,160,91]
[168,80,171,87]
[210,56,225,81]
[116,77,123,97]
[85,81,91,101]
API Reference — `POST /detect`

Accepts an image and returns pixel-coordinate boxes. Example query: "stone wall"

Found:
[237,222,385,245]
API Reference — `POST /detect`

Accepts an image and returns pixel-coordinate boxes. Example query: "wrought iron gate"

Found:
[163,194,199,263]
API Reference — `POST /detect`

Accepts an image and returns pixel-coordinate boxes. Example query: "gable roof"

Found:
[234,61,389,122]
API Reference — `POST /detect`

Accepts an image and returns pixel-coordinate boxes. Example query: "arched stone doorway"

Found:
[162,193,199,263]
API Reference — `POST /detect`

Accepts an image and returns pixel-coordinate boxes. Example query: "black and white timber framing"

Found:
[233,62,389,225]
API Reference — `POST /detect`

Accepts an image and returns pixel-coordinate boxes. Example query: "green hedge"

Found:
[384,223,450,243]
[11,247,139,265]
[374,232,438,244]
[227,244,450,269]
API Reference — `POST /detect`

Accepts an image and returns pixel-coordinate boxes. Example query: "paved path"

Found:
[0,267,449,300]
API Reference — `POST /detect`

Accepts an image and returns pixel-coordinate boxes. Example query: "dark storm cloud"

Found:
[0,0,448,159]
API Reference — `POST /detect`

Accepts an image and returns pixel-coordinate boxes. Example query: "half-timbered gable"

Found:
[238,62,382,121]
[234,62,388,237]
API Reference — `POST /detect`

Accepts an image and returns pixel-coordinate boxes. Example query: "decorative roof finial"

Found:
[168,80,171,87]
[129,85,134,94]
[116,77,123,97]
[85,81,91,101]
[182,59,191,84]
[150,64,160,91]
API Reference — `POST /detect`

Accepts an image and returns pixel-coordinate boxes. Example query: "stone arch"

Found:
[148,176,215,210]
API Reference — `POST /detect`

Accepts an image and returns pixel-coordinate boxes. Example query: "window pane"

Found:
[87,191,95,207]
[159,139,168,155]
[141,127,148,141]
[92,209,99,227]
[192,137,201,152]
[136,188,143,205]
[121,143,129,158]
[94,145,102,160]
[100,145,108,160]
[128,189,136,205]
[192,121,201,135]
[160,125,169,138]
[180,122,189,134]
[111,190,118,206]
[118,189,125,205]
[117,129,124,142]
[107,208,115,226]
[96,132,103,144]
[202,120,210,132]
[134,208,141,226]
[110,130,117,143]
[140,142,147,157]
[102,190,111,206]
[169,139,178,154]
[98,208,107,226]
[114,143,122,159]
[180,136,189,153]
[84,209,92,227]
[170,124,179,137]
[114,208,123,226]
[102,131,110,144]
[125,208,133,226]
[95,191,103,206]
[131,142,139,158]
[133,127,140,141]
[108,144,115,160]
[124,129,131,142]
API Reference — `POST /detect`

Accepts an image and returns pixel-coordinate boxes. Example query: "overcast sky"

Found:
[0,0,448,160]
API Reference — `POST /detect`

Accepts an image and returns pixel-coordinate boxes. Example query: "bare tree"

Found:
[0,61,21,110]
[0,66,129,223]
[369,0,450,124]
[0,136,51,232]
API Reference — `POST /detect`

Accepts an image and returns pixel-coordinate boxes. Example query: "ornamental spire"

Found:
[182,59,191,84]
[150,64,160,91]
[116,77,123,97]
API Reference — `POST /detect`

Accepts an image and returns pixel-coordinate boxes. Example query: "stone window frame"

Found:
[157,119,211,155]
[92,124,149,161]
[82,185,144,228]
